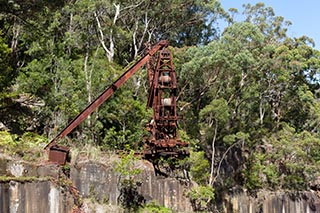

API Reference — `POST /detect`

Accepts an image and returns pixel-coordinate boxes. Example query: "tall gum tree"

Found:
[176,2,320,190]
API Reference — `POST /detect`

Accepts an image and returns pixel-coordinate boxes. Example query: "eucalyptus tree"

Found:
[176,2,320,190]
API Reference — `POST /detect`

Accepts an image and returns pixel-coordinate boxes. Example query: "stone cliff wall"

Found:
[222,190,320,213]
[0,157,193,212]
[1,156,320,213]
[0,181,74,213]
[0,157,76,213]
[71,160,193,212]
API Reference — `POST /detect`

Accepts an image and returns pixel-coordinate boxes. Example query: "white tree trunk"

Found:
[259,94,265,125]
[84,50,91,127]
[209,121,218,186]
[94,3,120,62]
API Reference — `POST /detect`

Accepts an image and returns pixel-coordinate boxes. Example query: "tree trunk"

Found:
[84,50,92,128]
[209,121,218,186]
[94,3,120,62]
[259,94,265,125]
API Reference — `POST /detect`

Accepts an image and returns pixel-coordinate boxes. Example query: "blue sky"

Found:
[219,0,320,49]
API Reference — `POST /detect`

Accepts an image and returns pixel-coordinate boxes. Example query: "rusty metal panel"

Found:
[49,145,70,165]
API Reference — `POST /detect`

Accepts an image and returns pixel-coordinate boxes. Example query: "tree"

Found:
[175,2,320,191]
[0,31,12,92]
[187,185,214,212]
[114,150,144,212]
[199,98,229,186]
[245,124,320,190]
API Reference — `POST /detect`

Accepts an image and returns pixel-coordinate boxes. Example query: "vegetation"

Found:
[0,131,46,162]
[0,175,51,183]
[138,201,173,213]
[187,185,215,212]
[114,150,144,212]
[1,1,320,211]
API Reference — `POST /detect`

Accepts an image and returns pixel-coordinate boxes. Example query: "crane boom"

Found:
[45,40,169,150]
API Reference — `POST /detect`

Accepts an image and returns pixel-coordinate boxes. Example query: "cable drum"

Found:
[162,98,172,106]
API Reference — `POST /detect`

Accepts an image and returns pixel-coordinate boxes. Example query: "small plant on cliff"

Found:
[62,164,71,177]
[0,131,46,162]
[187,185,215,212]
[0,176,51,182]
[139,201,173,213]
[188,151,210,185]
[114,150,144,212]
[114,150,141,178]
[186,151,215,212]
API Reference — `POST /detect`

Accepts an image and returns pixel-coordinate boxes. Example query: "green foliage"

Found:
[0,31,12,92]
[100,88,150,150]
[174,2,320,192]
[200,98,230,125]
[189,151,210,185]
[245,124,320,190]
[114,150,141,178]
[187,185,215,212]
[115,150,144,212]
[245,153,278,190]
[223,132,250,146]
[0,131,46,161]
[139,201,173,213]
[0,131,16,147]
[0,176,51,183]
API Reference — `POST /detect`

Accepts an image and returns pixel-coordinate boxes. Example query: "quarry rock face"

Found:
[1,157,320,212]
[0,158,193,212]
[70,160,193,212]
[0,181,74,213]
[221,190,320,213]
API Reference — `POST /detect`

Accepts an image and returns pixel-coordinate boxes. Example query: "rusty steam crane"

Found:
[45,40,188,165]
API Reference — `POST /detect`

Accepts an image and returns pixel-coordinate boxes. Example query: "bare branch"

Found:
[94,11,112,60]
[113,3,120,24]
[213,141,241,184]
[138,12,150,49]
[120,1,144,13]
